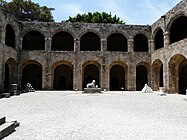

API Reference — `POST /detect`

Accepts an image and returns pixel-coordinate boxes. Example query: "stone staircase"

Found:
[0,117,19,139]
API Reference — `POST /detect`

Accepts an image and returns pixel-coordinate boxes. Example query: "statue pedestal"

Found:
[83,88,102,93]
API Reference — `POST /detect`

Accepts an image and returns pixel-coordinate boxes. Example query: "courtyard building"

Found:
[0,0,187,94]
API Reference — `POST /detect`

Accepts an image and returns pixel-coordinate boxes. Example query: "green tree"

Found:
[0,0,54,22]
[66,12,124,24]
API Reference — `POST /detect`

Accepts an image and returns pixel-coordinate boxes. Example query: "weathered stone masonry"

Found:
[0,0,187,94]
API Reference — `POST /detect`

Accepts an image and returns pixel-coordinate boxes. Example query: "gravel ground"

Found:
[0,91,187,140]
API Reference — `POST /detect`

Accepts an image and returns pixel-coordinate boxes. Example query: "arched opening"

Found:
[4,63,9,91]
[107,33,127,51]
[179,60,187,95]
[53,64,73,90]
[51,31,74,51]
[83,64,100,89]
[22,64,42,90]
[5,24,15,48]
[136,65,148,90]
[152,60,163,90]
[169,54,186,93]
[4,59,17,91]
[170,16,187,44]
[154,29,164,50]
[110,65,125,91]
[22,31,45,50]
[80,32,100,51]
[134,34,148,52]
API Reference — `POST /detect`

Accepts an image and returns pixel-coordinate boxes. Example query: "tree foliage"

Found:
[66,12,124,24]
[0,0,54,22]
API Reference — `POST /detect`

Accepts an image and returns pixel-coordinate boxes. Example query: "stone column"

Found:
[73,62,82,90]
[128,38,134,52]
[101,64,109,91]
[127,63,136,91]
[0,28,5,44]
[45,37,51,52]
[164,31,170,47]
[148,39,154,53]
[0,60,4,92]
[74,38,80,52]
[163,61,169,92]
[101,39,107,52]
[42,57,52,90]
[19,38,23,51]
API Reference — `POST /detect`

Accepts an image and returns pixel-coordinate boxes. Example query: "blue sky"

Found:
[8,0,181,24]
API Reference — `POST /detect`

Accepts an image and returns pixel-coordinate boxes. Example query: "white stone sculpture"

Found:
[142,84,153,93]
[86,80,96,88]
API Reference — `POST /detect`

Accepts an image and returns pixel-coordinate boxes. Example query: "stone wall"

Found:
[0,0,187,93]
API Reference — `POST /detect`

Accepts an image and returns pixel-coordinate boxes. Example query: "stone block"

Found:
[83,88,102,93]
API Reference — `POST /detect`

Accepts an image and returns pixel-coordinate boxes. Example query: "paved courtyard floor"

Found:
[0,91,187,140]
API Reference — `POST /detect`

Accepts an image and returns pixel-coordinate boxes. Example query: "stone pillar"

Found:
[163,62,169,93]
[19,38,23,51]
[42,64,52,90]
[74,38,80,52]
[45,37,51,52]
[101,64,109,91]
[42,56,52,90]
[148,39,154,53]
[164,31,170,47]
[73,63,82,91]
[101,39,107,52]
[128,38,134,52]
[0,28,5,44]
[0,60,4,92]
[127,63,136,91]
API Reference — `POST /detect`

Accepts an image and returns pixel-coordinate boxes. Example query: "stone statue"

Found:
[86,80,96,88]
[142,84,152,93]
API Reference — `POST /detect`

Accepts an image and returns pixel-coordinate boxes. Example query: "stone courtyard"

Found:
[1,91,187,140]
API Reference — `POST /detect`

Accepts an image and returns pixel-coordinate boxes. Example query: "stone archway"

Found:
[53,64,73,90]
[83,64,100,89]
[22,31,45,50]
[179,60,187,94]
[4,58,17,91]
[5,24,15,48]
[170,16,187,44]
[134,34,148,52]
[51,31,74,51]
[169,54,186,94]
[152,59,163,90]
[154,28,164,50]
[107,33,127,51]
[110,65,125,91]
[136,65,148,91]
[22,63,42,90]
[80,32,101,51]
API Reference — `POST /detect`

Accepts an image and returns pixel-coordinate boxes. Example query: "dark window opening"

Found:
[5,24,15,48]
[80,32,100,51]
[107,33,127,51]
[134,34,148,52]
[22,31,45,50]
[155,29,164,50]
[51,32,74,51]
[170,16,187,44]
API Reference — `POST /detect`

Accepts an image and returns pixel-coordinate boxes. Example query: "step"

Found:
[0,121,19,139]
[0,93,10,98]
[0,117,5,125]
